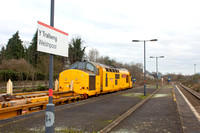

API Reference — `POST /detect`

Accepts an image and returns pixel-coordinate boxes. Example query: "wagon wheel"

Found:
[83,93,88,99]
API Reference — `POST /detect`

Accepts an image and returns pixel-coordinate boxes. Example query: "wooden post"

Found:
[7,79,13,95]
[55,79,59,91]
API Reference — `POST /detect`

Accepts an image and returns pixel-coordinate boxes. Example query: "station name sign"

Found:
[37,21,68,57]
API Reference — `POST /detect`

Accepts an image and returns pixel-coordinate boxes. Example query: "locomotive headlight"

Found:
[65,78,67,81]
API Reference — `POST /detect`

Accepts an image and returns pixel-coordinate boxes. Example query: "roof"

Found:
[87,61,129,72]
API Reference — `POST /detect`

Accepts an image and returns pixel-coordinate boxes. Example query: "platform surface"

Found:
[110,86,183,133]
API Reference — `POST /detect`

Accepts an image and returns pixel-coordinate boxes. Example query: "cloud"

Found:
[1,0,200,75]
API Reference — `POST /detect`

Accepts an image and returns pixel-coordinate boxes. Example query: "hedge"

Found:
[0,70,19,81]
[0,70,49,81]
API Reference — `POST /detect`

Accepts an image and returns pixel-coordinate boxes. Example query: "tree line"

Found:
[0,31,86,82]
[0,30,144,84]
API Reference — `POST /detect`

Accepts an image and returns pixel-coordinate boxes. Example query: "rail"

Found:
[177,82,200,100]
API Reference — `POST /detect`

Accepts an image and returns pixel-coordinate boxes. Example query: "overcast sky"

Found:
[1,0,200,75]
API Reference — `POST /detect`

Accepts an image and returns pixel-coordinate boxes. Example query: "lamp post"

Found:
[194,64,196,74]
[132,39,157,96]
[150,56,164,89]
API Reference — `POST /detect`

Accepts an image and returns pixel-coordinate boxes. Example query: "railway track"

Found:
[0,86,139,120]
[173,82,200,114]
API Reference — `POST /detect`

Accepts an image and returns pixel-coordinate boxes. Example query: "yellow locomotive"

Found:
[59,61,133,98]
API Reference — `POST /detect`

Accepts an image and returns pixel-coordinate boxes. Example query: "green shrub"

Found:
[35,72,46,80]
[37,85,45,91]
[54,73,59,80]
[0,70,19,81]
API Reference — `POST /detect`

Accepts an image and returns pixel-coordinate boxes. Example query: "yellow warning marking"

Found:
[173,93,176,101]
[172,88,176,101]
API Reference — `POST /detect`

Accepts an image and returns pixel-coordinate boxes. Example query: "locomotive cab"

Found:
[59,61,98,96]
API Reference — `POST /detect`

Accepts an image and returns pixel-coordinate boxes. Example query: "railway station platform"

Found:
[110,85,200,133]
[0,85,199,133]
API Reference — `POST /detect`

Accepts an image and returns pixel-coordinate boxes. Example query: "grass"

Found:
[102,119,113,125]
[0,88,6,93]
[146,85,159,89]
[122,92,150,100]
[137,94,150,99]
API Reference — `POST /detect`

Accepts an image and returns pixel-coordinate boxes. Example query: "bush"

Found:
[0,70,19,81]
[37,85,46,91]
[35,72,46,80]
[0,70,60,82]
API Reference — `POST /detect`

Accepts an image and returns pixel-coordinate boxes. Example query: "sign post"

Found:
[167,77,171,84]
[46,0,54,132]
[37,1,68,132]
[132,77,136,84]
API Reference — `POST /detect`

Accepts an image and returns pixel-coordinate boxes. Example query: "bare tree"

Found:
[88,48,99,62]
